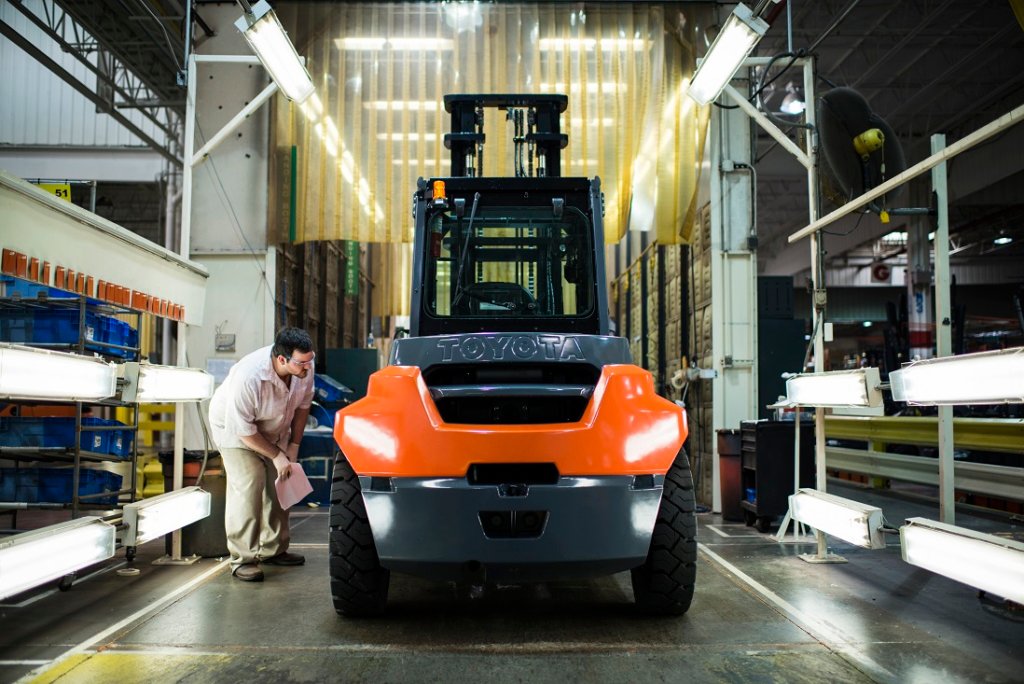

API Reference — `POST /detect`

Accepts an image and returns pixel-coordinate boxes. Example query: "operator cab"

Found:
[410,95,609,337]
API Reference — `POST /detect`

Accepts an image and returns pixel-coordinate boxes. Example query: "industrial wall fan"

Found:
[817,87,924,222]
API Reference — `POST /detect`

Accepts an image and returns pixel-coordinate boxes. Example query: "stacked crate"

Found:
[644,248,659,374]
[661,244,683,393]
[689,204,715,504]
[629,264,642,365]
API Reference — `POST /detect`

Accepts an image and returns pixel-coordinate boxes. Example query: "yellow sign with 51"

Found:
[38,183,72,202]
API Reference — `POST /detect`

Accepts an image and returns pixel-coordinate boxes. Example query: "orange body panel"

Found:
[334,364,688,478]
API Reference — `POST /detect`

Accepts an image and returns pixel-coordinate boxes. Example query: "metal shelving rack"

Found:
[0,294,141,521]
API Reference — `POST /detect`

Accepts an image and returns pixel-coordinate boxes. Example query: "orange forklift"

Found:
[330,95,696,616]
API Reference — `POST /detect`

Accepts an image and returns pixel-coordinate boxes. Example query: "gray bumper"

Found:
[358,475,663,582]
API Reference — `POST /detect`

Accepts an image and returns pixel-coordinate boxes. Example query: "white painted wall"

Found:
[182,5,277,447]
[184,252,276,449]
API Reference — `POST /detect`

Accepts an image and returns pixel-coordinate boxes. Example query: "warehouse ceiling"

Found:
[8,0,1024,275]
[752,0,1024,275]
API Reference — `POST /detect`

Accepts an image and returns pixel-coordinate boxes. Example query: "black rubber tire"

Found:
[743,510,757,527]
[328,450,390,617]
[631,448,698,615]
[754,516,773,533]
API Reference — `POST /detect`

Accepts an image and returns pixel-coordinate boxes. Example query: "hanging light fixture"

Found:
[235,1,315,103]
[687,3,769,105]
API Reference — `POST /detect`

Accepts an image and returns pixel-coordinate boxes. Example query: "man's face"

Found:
[281,350,315,379]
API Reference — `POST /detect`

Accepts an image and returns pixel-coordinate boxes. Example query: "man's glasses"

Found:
[287,353,315,369]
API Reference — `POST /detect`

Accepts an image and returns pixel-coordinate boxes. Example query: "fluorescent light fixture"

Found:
[0,517,115,601]
[570,117,615,127]
[890,347,1024,405]
[538,37,647,51]
[123,486,212,546]
[118,362,214,402]
[392,158,451,166]
[790,489,886,550]
[687,3,769,105]
[137,364,215,402]
[235,0,315,103]
[777,367,882,408]
[365,100,440,111]
[540,82,627,94]
[901,517,1024,604]
[335,37,454,51]
[994,236,1013,246]
[336,37,386,50]
[377,133,438,141]
[0,343,117,401]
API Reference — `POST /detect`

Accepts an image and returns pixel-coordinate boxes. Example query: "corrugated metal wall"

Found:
[0,0,165,148]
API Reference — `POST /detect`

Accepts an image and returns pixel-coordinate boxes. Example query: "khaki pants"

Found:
[220,446,289,570]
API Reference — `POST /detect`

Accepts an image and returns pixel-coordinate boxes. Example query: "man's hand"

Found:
[286,442,300,463]
[273,452,291,480]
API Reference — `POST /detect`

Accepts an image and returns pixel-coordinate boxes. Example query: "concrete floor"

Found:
[1,483,1022,684]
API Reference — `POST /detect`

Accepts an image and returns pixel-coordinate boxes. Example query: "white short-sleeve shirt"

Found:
[209,345,315,451]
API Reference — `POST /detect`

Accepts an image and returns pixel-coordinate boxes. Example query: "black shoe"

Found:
[261,551,305,566]
[233,564,265,582]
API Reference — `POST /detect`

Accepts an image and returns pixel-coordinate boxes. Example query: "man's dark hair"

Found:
[272,326,313,359]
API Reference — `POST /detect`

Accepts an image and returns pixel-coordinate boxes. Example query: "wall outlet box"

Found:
[215,333,236,352]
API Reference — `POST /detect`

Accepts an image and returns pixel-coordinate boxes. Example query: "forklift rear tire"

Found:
[631,448,697,615]
[329,450,390,617]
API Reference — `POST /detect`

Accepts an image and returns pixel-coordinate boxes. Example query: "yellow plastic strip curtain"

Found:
[270,2,712,250]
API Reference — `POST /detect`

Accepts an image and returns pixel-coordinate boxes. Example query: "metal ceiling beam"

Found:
[0,18,181,168]
[53,0,183,103]
[6,0,180,145]
[883,22,1019,129]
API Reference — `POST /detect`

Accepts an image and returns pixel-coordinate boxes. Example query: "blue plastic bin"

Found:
[1,275,74,299]
[314,373,355,405]
[36,468,122,505]
[0,311,33,343]
[98,418,134,458]
[0,416,108,453]
[0,468,40,503]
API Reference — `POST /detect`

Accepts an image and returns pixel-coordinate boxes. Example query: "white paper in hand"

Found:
[275,463,313,509]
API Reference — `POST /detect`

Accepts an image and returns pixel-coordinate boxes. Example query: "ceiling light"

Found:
[235,0,315,103]
[376,133,439,141]
[688,3,769,105]
[889,347,1024,405]
[336,37,386,50]
[994,236,1013,246]
[444,1,484,32]
[365,101,440,111]
[570,117,615,127]
[538,38,647,51]
[540,82,627,94]
[0,343,117,401]
[862,321,873,328]
[776,367,883,408]
[0,517,115,601]
[780,92,805,115]
[901,517,1024,604]
[335,37,454,51]
[790,489,886,550]
[122,487,212,546]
